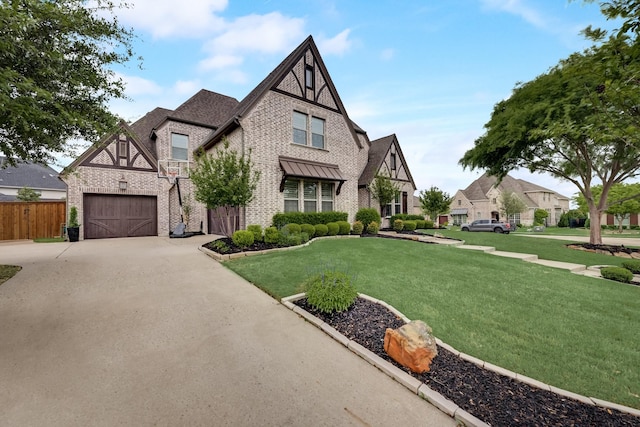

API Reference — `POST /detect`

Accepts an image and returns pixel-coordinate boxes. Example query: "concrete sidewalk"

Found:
[0,237,454,426]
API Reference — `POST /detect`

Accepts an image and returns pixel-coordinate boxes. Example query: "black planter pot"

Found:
[67,227,80,242]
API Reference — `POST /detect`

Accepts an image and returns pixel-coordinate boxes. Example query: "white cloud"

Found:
[116,73,163,96]
[198,54,244,72]
[318,29,353,56]
[114,0,228,39]
[480,0,546,29]
[173,80,201,95]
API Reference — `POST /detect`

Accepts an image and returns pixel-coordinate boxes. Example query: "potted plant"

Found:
[67,206,80,242]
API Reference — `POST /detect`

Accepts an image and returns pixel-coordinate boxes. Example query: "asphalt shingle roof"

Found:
[460,173,569,207]
[0,157,66,191]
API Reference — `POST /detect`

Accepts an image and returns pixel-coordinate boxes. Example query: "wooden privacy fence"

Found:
[0,201,66,241]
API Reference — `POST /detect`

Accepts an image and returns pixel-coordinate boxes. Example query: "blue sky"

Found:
[95,0,619,200]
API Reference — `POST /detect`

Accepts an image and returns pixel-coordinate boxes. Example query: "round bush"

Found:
[300,223,316,238]
[352,221,364,235]
[367,221,379,235]
[282,223,301,235]
[621,260,640,274]
[246,224,263,242]
[300,232,310,244]
[404,220,417,231]
[264,226,280,244]
[304,271,358,314]
[314,223,328,237]
[601,266,633,283]
[326,222,339,236]
[393,219,404,232]
[337,221,351,235]
[232,230,254,248]
[355,208,381,231]
[415,219,426,229]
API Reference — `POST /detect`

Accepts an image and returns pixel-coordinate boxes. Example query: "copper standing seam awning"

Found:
[450,208,468,215]
[279,156,346,195]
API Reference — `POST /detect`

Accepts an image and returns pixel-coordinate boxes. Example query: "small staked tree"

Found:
[499,191,527,224]
[190,139,261,237]
[534,209,549,226]
[16,186,40,202]
[418,186,453,224]
[368,173,400,217]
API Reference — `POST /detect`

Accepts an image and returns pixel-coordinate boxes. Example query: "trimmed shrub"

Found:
[279,233,302,247]
[246,224,263,242]
[264,226,280,244]
[272,211,348,228]
[355,208,381,231]
[300,232,310,244]
[621,260,640,274]
[337,221,351,235]
[326,222,339,236]
[404,220,417,231]
[282,223,301,235]
[232,230,254,248]
[367,221,379,234]
[300,223,316,238]
[314,223,328,237]
[584,218,590,229]
[415,219,426,229]
[393,219,404,232]
[352,221,364,235]
[390,213,424,224]
[601,266,633,283]
[425,220,434,229]
[303,271,358,314]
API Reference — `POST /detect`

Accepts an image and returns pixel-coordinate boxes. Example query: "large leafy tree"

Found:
[190,139,261,237]
[418,186,453,224]
[0,0,137,166]
[499,191,527,224]
[368,172,400,217]
[460,2,640,244]
[575,183,640,232]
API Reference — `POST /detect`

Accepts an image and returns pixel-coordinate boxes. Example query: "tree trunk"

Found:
[587,203,603,245]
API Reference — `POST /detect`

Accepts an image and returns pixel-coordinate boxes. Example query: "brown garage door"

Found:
[84,194,157,239]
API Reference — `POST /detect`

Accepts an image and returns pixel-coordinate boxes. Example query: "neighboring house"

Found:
[62,36,418,239]
[0,157,66,201]
[601,213,640,228]
[449,173,570,226]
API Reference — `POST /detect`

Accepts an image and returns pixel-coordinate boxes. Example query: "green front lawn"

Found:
[225,237,640,409]
[432,229,637,266]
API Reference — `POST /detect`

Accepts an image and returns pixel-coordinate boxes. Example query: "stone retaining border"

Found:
[281,293,640,426]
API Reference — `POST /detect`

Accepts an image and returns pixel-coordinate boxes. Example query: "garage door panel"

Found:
[84,194,157,239]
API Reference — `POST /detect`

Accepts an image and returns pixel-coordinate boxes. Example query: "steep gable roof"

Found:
[460,173,569,207]
[198,35,362,151]
[169,89,239,128]
[358,134,416,190]
[0,156,66,191]
[130,107,173,157]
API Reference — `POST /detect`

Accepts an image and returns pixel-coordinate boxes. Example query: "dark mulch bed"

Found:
[567,243,640,257]
[295,298,639,427]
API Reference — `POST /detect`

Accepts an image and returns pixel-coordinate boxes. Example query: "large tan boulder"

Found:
[384,320,438,373]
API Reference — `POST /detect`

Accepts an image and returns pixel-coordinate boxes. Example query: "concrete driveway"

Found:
[0,236,454,426]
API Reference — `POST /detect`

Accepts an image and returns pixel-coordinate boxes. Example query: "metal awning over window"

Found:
[450,208,468,215]
[279,156,346,194]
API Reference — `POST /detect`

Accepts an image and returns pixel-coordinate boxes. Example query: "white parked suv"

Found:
[460,219,511,234]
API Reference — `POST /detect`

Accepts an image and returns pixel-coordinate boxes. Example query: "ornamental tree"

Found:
[499,191,527,224]
[0,0,138,166]
[575,183,640,232]
[418,186,453,224]
[190,138,261,237]
[16,186,40,201]
[460,4,640,244]
[368,172,400,217]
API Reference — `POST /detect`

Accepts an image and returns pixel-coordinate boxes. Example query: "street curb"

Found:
[280,293,640,424]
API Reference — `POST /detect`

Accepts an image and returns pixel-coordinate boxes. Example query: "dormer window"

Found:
[305,65,314,89]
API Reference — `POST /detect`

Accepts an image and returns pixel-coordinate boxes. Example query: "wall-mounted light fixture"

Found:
[118,175,127,191]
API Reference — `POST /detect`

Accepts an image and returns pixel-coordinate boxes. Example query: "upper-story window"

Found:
[390,153,396,170]
[305,65,314,89]
[171,133,189,160]
[457,200,461,206]
[293,112,325,149]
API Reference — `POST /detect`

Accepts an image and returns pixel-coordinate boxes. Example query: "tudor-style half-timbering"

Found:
[80,129,157,172]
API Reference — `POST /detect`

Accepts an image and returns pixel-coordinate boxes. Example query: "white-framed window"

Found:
[508,213,521,224]
[171,133,189,160]
[292,111,325,149]
[284,179,334,212]
[394,192,401,215]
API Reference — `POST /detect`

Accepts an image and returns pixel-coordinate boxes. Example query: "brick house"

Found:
[448,173,570,226]
[61,36,416,239]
